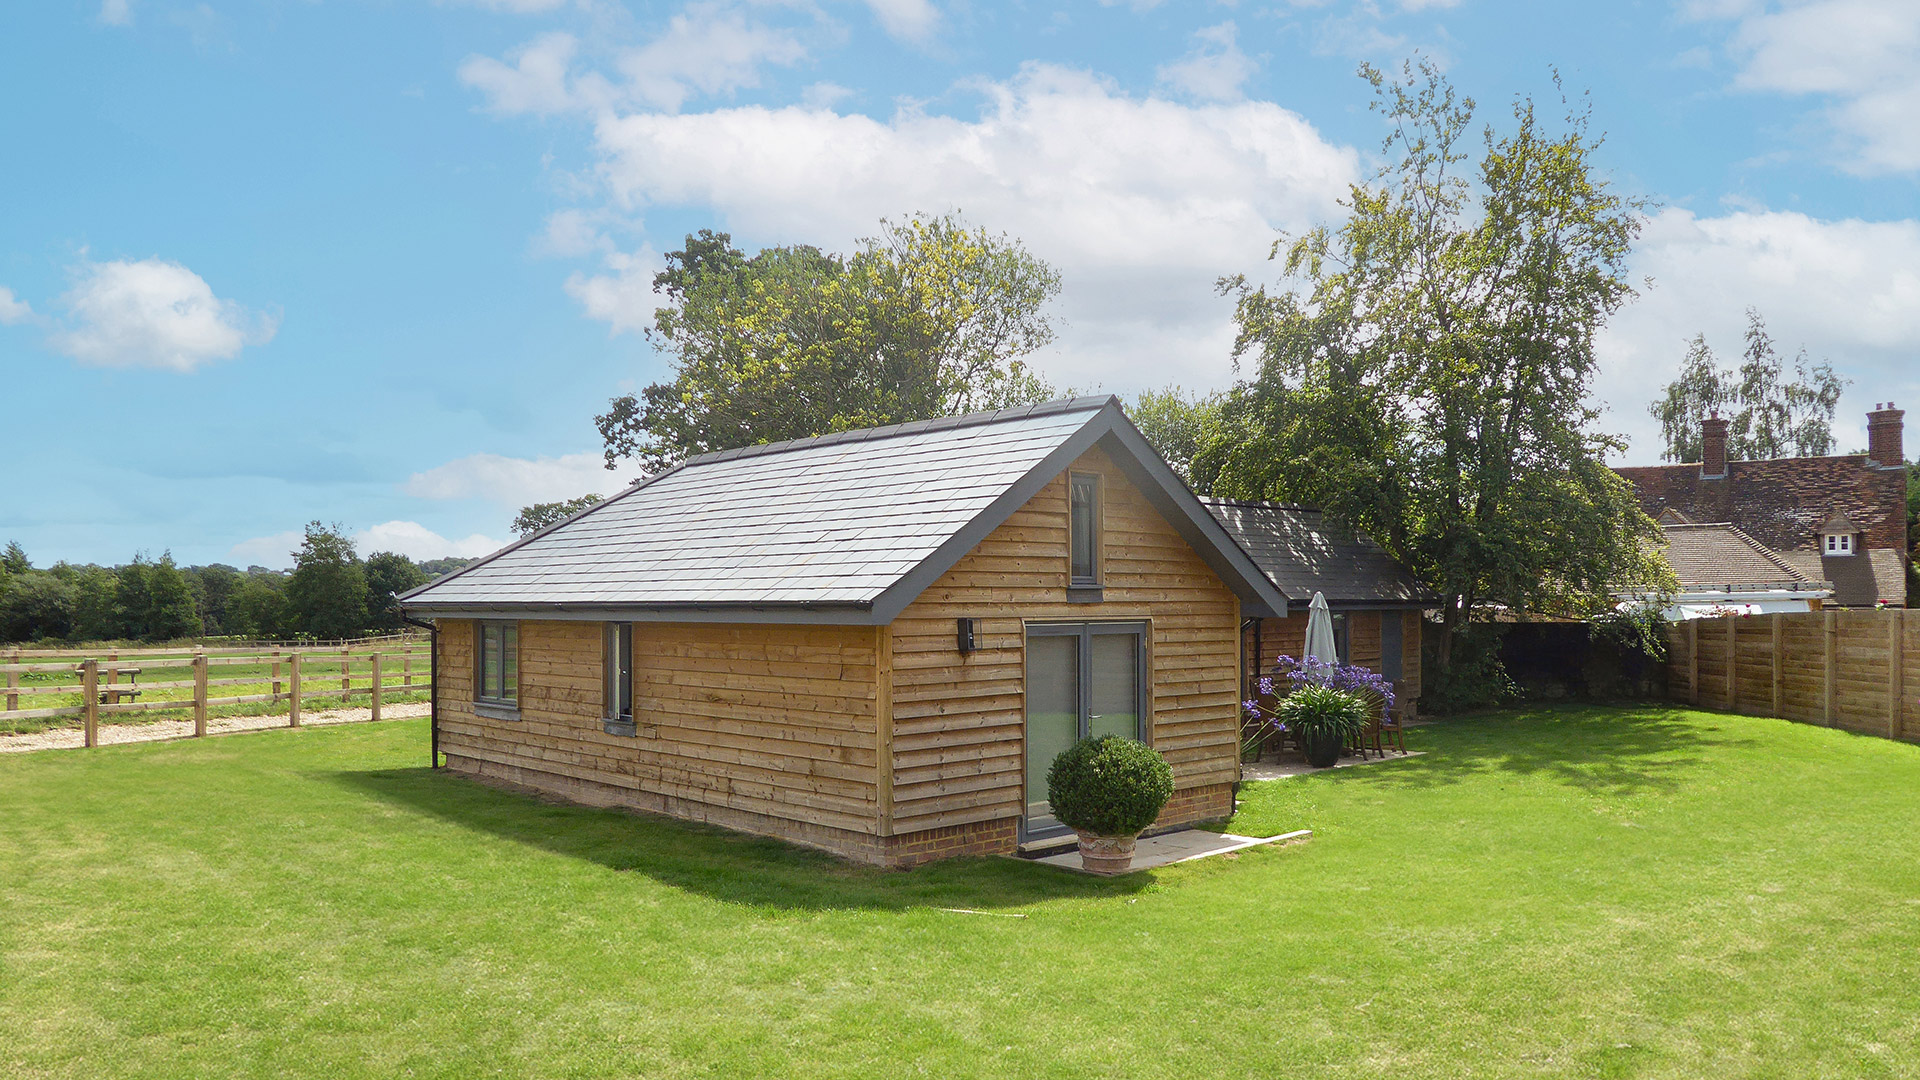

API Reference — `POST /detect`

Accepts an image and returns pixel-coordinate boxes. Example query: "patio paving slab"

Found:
[1241,750,1424,782]
[1032,827,1312,874]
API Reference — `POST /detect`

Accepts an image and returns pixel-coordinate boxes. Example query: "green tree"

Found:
[1648,309,1847,463]
[224,572,289,640]
[60,564,121,642]
[596,214,1061,471]
[285,522,368,640]
[0,571,76,642]
[1,540,28,576]
[1127,387,1231,493]
[115,553,201,642]
[417,557,472,580]
[363,551,427,631]
[188,563,242,636]
[512,495,603,537]
[1209,60,1673,675]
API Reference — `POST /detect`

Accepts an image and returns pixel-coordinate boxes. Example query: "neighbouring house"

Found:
[1615,405,1910,610]
[1649,521,1833,619]
[399,397,1297,867]
[1202,499,1434,715]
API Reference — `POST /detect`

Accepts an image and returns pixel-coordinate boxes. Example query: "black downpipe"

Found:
[403,616,439,769]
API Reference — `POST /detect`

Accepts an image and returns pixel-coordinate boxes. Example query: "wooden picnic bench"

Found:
[96,666,141,705]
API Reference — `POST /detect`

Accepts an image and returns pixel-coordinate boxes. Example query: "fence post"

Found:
[370,651,382,723]
[402,647,412,688]
[81,659,98,748]
[1890,609,1905,740]
[193,652,208,738]
[1726,618,1739,712]
[1687,620,1699,706]
[341,648,351,696]
[289,652,303,728]
[271,649,282,701]
[1823,609,1837,727]
[1770,614,1783,718]
[6,648,17,712]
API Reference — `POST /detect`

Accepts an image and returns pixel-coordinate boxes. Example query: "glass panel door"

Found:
[1025,634,1082,833]
[1024,622,1147,842]
[1088,632,1140,740]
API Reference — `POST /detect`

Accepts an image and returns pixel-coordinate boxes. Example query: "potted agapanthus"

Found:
[1046,735,1175,874]
[1243,655,1396,768]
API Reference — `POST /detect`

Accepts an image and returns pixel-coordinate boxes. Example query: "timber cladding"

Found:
[886,444,1243,841]
[434,444,1250,865]
[1665,610,1917,743]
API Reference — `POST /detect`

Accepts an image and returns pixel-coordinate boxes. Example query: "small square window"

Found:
[1825,533,1854,555]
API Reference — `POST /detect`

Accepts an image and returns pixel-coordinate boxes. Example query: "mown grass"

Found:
[2,705,1918,1078]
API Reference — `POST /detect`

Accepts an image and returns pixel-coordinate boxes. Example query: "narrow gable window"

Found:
[1069,472,1101,586]
[478,620,519,705]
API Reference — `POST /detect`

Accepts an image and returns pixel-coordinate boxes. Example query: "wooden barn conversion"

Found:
[400,397,1299,866]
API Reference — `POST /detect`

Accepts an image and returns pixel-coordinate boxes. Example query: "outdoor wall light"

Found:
[956,618,977,655]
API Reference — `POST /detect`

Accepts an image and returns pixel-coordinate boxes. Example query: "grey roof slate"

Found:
[400,396,1291,622]
[1200,499,1434,608]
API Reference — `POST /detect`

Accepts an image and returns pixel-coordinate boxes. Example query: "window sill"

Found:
[603,717,638,738]
[1067,584,1104,604]
[474,701,521,722]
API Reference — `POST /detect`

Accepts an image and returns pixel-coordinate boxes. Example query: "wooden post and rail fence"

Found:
[1,634,431,748]
[1664,608,1917,744]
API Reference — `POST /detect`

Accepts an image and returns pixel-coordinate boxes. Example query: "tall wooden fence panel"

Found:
[1666,610,1916,743]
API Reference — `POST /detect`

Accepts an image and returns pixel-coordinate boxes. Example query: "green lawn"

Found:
[3,706,1918,1079]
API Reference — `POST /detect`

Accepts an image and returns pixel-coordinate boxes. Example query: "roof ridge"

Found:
[1197,496,1320,513]
[674,395,1119,469]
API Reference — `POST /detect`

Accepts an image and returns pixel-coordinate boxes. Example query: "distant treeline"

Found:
[0,523,471,645]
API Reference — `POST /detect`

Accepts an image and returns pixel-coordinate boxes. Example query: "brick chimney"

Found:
[1701,414,1729,479]
[1867,402,1904,467]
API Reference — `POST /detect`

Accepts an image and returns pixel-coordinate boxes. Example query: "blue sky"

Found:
[3,0,1916,569]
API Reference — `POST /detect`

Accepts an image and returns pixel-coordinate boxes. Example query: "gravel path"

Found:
[0,702,431,754]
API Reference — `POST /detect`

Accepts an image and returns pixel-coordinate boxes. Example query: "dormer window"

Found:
[1824,533,1854,556]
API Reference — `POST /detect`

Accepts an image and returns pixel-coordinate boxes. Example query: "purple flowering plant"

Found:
[1241,655,1396,759]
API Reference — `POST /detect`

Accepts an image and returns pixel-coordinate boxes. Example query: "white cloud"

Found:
[99,0,132,26]
[1710,0,1920,173]
[578,63,1358,390]
[228,523,509,567]
[534,207,615,258]
[565,244,663,334]
[461,4,807,117]
[863,0,939,42]
[1157,22,1258,103]
[353,521,508,561]
[53,258,277,372]
[443,0,569,11]
[0,287,31,324]
[1597,207,1920,461]
[405,450,619,506]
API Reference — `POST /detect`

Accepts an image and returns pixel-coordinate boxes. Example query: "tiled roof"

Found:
[1658,523,1813,589]
[1200,499,1434,607]
[399,397,1291,622]
[1775,549,1908,609]
[1615,455,1906,555]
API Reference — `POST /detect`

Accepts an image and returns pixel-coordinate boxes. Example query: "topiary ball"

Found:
[1045,735,1175,838]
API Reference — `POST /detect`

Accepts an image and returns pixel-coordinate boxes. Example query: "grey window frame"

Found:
[603,621,636,737]
[1331,611,1351,666]
[475,619,519,718]
[1068,471,1103,591]
[1022,619,1151,843]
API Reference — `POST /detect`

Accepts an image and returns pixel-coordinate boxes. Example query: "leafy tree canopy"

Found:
[1648,308,1847,463]
[285,522,368,640]
[1127,387,1231,493]
[1204,59,1674,669]
[364,551,428,631]
[596,213,1061,471]
[513,495,603,537]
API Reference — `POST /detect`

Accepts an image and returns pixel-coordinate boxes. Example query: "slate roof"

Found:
[1199,499,1434,609]
[400,396,1290,623]
[1658,523,1818,590]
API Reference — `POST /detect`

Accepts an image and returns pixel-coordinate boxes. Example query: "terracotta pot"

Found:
[1076,831,1139,875]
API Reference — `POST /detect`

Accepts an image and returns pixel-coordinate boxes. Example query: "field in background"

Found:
[0,635,431,737]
